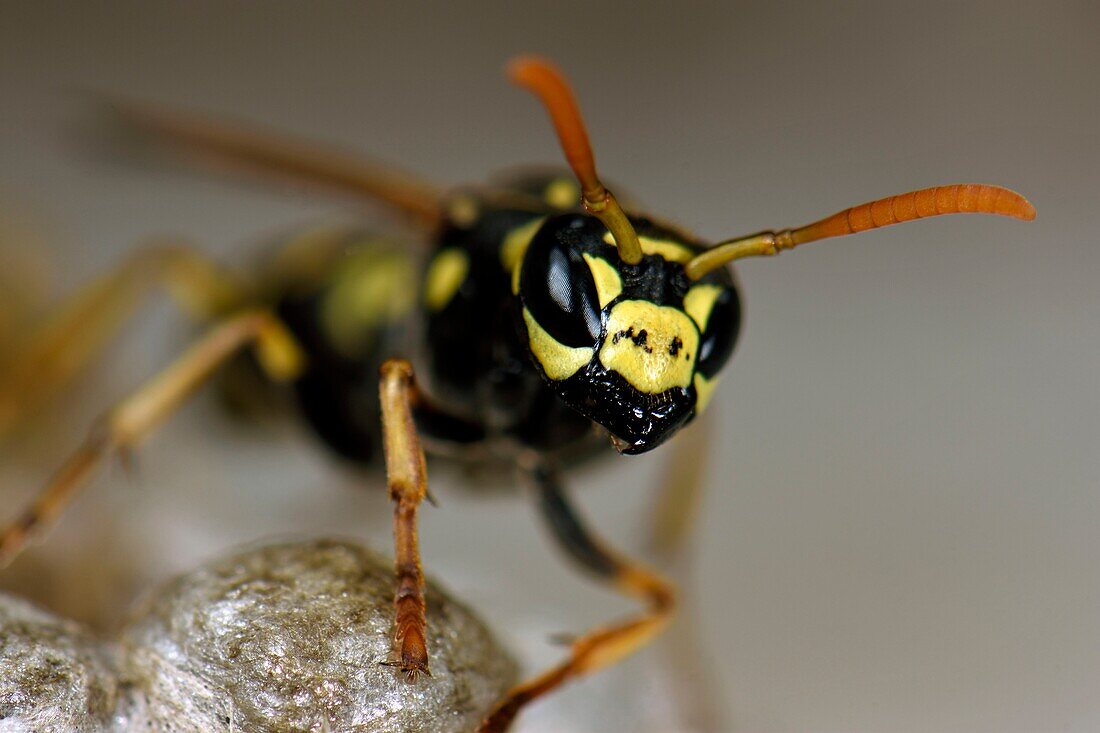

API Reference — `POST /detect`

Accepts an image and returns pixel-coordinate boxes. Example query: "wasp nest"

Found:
[1,540,516,733]
[0,594,119,731]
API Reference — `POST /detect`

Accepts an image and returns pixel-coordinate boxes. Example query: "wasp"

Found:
[0,56,1034,732]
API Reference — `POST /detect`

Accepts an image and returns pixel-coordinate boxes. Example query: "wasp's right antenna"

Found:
[685,184,1036,280]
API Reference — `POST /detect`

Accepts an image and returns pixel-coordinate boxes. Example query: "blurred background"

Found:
[0,2,1097,731]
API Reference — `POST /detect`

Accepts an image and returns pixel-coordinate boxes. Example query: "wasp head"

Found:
[516,213,740,454]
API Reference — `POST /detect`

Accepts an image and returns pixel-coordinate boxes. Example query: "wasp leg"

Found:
[477,464,676,733]
[378,359,433,682]
[0,243,244,440]
[0,309,302,568]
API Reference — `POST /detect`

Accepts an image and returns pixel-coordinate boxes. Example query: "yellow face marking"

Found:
[582,253,622,309]
[683,283,724,331]
[423,247,469,312]
[602,232,695,264]
[447,194,480,228]
[598,300,699,394]
[544,178,580,209]
[503,216,547,294]
[693,373,719,414]
[523,307,594,381]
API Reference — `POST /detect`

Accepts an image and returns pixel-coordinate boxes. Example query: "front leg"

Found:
[378,359,432,681]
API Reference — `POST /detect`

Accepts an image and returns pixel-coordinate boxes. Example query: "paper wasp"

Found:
[0,56,1034,731]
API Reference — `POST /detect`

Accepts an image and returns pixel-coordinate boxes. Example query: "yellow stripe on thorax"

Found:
[321,249,417,358]
[423,247,470,311]
[544,178,580,209]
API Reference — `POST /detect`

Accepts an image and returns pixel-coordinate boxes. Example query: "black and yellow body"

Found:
[258,171,740,468]
[0,55,1033,733]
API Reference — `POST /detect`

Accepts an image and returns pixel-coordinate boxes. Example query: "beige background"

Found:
[1,2,1098,732]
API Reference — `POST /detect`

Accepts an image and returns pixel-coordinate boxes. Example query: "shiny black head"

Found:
[516,213,740,454]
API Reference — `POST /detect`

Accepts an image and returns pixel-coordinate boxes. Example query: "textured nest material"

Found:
[0,539,517,732]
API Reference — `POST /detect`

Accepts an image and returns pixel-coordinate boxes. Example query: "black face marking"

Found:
[554,360,695,454]
[669,336,683,357]
[611,326,653,353]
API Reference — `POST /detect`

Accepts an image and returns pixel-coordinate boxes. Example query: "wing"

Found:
[108,97,444,227]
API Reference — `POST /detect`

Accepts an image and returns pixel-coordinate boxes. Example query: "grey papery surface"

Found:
[0,594,118,732]
[1,540,516,733]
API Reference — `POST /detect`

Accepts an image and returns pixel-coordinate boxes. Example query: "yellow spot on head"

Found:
[602,232,695,264]
[693,373,719,414]
[582,253,622,309]
[545,178,580,209]
[423,247,469,311]
[683,283,723,331]
[598,300,699,394]
[523,308,594,381]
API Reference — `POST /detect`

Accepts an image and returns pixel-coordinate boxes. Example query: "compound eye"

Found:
[519,217,603,347]
[685,284,741,378]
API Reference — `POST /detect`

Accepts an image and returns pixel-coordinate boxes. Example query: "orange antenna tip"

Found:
[685,183,1036,280]
[506,55,643,264]
[1010,193,1037,221]
[788,184,1036,247]
[506,55,602,199]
